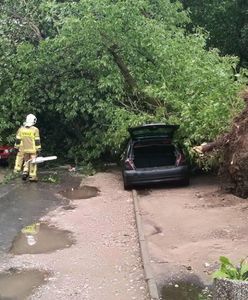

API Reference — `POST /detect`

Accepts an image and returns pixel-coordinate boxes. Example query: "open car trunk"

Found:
[133,143,176,168]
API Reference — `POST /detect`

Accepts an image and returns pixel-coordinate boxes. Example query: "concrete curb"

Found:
[132,189,160,300]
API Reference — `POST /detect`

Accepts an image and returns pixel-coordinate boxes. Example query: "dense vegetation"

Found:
[0,0,246,164]
[180,0,248,68]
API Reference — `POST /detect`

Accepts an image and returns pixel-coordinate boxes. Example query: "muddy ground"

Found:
[138,175,248,298]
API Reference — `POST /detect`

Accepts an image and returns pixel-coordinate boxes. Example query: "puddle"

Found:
[0,268,48,300]
[9,222,75,255]
[60,185,100,200]
[161,282,212,300]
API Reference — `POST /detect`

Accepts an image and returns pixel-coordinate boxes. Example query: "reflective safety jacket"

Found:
[15,126,41,153]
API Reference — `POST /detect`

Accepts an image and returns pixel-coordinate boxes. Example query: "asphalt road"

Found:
[0,181,63,254]
[0,171,150,300]
[0,171,81,256]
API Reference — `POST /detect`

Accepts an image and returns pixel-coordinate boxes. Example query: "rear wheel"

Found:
[180,177,190,186]
[123,177,132,190]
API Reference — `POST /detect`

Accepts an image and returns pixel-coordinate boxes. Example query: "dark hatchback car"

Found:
[122,124,189,189]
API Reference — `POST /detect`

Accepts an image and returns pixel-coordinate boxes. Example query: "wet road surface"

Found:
[0,268,48,300]
[0,170,149,300]
[0,171,81,255]
[0,183,61,254]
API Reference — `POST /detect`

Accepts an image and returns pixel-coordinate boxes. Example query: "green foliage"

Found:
[0,0,247,165]
[213,256,248,281]
[181,0,248,67]
[40,171,60,183]
[77,163,96,177]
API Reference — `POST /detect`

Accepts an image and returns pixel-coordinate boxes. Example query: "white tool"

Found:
[30,156,57,164]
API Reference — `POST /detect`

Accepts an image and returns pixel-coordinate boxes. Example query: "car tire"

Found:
[123,177,132,190]
[180,177,190,186]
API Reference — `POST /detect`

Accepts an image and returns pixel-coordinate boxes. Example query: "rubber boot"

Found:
[22,171,28,181]
[29,177,38,182]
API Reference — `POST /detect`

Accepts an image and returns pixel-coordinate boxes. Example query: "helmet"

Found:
[24,114,37,127]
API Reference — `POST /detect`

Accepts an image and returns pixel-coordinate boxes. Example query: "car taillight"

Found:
[124,159,135,170]
[176,153,186,166]
[3,149,9,154]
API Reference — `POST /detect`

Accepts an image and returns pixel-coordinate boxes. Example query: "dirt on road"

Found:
[138,175,248,297]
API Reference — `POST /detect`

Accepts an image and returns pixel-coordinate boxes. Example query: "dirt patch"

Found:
[9,222,75,255]
[203,193,244,208]
[138,175,248,294]
[185,190,246,209]
[0,268,48,300]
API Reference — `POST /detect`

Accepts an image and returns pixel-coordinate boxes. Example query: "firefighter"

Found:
[14,114,41,181]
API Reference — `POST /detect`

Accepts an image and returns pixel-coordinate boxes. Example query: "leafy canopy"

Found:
[0,0,246,163]
[181,0,248,68]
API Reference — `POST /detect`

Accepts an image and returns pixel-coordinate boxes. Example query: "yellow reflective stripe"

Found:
[21,150,38,153]
[20,131,35,138]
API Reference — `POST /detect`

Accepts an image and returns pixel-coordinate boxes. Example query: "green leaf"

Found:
[212,270,229,279]
[220,256,234,268]
[240,263,248,279]
[0,0,245,164]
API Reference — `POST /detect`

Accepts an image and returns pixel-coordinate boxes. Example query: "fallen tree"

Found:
[194,90,248,198]
[0,0,245,165]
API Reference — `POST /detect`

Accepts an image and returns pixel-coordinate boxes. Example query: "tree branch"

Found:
[11,13,43,41]
[108,44,137,93]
